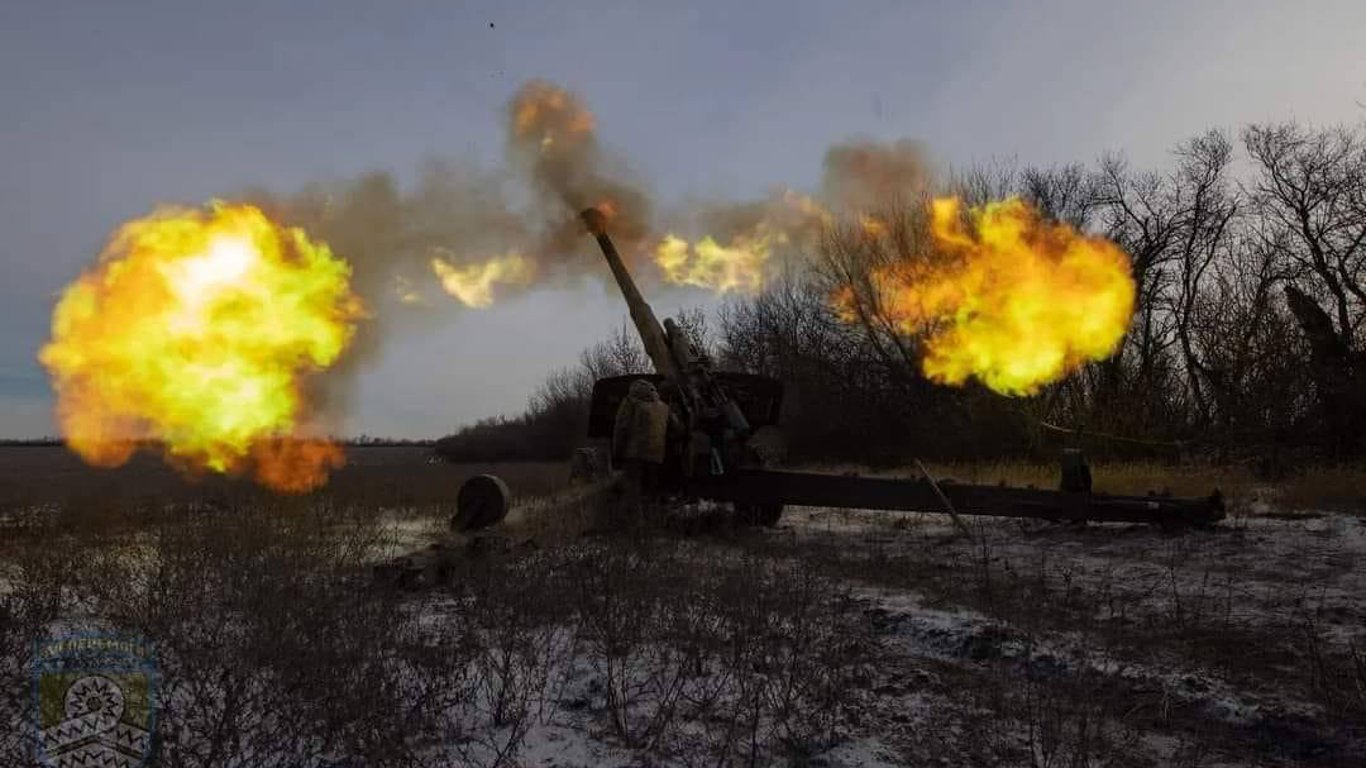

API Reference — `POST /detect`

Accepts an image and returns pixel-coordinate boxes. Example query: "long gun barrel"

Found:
[581,207,678,379]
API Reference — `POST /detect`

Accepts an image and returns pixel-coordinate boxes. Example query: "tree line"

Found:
[437,120,1366,469]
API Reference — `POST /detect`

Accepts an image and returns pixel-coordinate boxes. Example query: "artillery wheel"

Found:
[452,474,511,532]
[734,502,784,528]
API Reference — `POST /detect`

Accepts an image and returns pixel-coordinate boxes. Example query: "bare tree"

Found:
[1244,122,1366,454]
[1244,122,1366,347]
[1092,154,1181,402]
[1020,163,1098,230]
[1167,130,1239,426]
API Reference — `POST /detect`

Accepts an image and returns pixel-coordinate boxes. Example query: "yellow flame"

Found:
[859,214,889,239]
[653,232,776,294]
[431,251,536,308]
[651,191,835,294]
[39,202,363,491]
[843,196,1135,395]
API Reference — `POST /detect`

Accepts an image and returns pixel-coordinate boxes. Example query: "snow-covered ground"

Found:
[363,498,1366,766]
[4,485,1363,767]
[755,505,1366,766]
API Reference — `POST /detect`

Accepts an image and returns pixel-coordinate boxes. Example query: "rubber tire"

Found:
[452,474,511,532]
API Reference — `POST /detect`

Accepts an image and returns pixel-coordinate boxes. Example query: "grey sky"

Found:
[2,0,1363,438]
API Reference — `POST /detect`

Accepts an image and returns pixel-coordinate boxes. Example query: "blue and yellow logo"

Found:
[32,634,157,767]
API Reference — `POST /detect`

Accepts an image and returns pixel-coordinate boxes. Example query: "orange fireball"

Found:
[511,79,596,155]
[848,197,1136,395]
[39,201,363,491]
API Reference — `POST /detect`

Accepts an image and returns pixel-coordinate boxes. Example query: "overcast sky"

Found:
[2,0,1363,438]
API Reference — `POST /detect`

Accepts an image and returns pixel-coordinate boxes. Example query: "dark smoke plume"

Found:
[821,139,933,212]
[505,80,653,253]
[228,79,935,424]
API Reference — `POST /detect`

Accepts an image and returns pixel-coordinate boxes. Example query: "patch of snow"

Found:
[813,736,906,767]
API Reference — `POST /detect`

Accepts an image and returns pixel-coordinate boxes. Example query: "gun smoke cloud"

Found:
[251,82,946,319]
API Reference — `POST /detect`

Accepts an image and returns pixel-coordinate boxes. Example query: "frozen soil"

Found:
[4,454,1363,767]
[730,505,1366,767]
[373,495,1365,767]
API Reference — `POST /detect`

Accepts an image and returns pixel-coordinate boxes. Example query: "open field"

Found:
[0,445,567,515]
[2,447,1364,766]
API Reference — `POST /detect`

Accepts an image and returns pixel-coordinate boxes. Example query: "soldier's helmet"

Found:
[628,379,660,402]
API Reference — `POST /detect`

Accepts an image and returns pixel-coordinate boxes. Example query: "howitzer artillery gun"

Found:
[579,206,788,525]
[451,207,1224,533]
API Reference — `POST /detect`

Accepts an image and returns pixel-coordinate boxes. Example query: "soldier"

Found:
[612,379,670,524]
